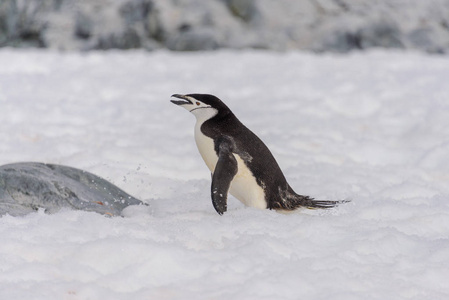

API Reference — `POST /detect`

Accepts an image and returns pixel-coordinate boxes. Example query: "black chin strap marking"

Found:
[190,106,212,112]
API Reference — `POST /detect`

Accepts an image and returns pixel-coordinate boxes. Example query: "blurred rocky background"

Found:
[1,0,449,53]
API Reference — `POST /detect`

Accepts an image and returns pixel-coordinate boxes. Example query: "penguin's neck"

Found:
[191,107,218,124]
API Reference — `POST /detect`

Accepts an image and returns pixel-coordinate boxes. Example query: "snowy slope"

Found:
[0,49,449,299]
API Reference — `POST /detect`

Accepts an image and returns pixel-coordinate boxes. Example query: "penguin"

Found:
[171,93,343,215]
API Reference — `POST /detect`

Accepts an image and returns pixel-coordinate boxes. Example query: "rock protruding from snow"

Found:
[0,162,145,217]
[1,0,449,53]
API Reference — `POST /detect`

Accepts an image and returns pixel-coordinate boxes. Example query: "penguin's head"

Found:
[170,94,230,120]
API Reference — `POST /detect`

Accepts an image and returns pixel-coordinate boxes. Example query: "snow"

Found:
[1,48,449,299]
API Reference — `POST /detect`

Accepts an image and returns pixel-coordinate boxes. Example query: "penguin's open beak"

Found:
[170,94,193,106]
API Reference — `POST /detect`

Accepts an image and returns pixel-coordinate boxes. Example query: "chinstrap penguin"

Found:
[171,93,344,215]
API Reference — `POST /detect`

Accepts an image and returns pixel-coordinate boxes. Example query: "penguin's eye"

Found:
[196,102,200,106]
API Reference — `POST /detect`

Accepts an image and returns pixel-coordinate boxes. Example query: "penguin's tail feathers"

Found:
[294,195,350,210]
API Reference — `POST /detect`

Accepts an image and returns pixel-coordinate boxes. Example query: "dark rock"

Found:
[74,11,93,40]
[120,0,153,25]
[94,28,142,50]
[119,0,164,44]
[318,29,363,53]
[0,162,146,217]
[166,27,220,51]
[408,27,446,54]
[0,0,47,47]
[358,21,403,49]
[222,0,259,23]
[315,18,404,53]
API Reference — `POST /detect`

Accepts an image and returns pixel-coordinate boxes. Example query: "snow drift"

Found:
[0,49,448,299]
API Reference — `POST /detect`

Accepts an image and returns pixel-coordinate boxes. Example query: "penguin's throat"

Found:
[192,107,218,122]
[194,124,218,172]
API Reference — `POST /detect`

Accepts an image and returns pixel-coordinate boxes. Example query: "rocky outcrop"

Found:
[1,0,449,53]
[0,162,145,217]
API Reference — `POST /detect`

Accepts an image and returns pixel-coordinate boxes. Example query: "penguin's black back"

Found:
[201,110,292,209]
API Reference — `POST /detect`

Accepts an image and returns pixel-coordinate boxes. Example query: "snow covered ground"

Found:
[0,49,448,299]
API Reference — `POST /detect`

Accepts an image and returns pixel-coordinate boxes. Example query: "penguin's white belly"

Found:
[194,127,267,209]
[229,155,267,209]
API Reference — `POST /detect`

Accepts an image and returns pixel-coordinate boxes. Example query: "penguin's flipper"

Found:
[211,140,238,215]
